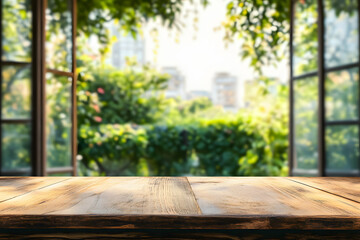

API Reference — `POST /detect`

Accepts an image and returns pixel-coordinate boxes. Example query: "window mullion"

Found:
[31,0,46,176]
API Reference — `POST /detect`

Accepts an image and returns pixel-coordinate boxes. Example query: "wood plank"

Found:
[289,177,360,203]
[0,177,200,215]
[188,177,360,216]
[0,177,360,231]
[0,177,69,202]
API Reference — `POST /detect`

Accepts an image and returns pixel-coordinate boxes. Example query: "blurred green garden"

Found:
[75,61,289,176]
[1,0,291,176]
[72,0,291,176]
[72,0,359,176]
[2,0,359,176]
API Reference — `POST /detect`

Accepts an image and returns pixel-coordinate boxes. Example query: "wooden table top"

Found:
[0,177,359,230]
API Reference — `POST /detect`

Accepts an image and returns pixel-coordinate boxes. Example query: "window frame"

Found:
[290,0,360,176]
[0,0,77,176]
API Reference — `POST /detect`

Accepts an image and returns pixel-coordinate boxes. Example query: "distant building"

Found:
[187,90,212,101]
[212,73,240,111]
[162,67,186,99]
[109,23,145,68]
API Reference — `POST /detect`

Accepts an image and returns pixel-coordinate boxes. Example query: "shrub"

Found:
[78,116,288,176]
[77,63,169,126]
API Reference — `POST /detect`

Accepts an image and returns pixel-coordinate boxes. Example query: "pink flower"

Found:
[94,116,102,122]
[97,88,105,94]
[92,104,100,113]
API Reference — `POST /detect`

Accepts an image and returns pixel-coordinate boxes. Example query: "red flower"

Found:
[97,88,105,94]
[94,116,102,122]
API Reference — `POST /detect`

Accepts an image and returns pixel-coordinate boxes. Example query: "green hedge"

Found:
[78,116,288,176]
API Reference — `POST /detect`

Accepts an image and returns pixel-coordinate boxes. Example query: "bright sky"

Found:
[143,0,289,92]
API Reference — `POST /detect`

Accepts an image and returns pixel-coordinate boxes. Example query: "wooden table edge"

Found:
[0,214,359,230]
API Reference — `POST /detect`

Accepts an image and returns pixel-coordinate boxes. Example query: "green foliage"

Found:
[78,124,148,176]
[74,0,359,74]
[157,97,227,125]
[75,0,288,72]
[220,0,359,73]
[293,77,318,170]
[240,78,289,175]
[190,118,252,176]
[76,0,207,54]
[71,0,292,176]
[221,0,290,72]
[2,0,32,61]
[145,125,192,175]
[74,0,291,72]
[78,116,288,176]
[77,62,170,125]
[73,0,289,73]
[178,97,213,115]
[1,124,31,171]
[46,74,72,168]
[76,65,288,176]
[293,0,318,75]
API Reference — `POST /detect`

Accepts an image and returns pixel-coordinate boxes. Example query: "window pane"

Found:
[324,0,358,68]
[292,0,318,76]
[2,0,32,62]
[1,124,31,173]
[46,73,72,167]
[326,125,359,172]
[46,0,73,72]
[1,65,31,119]
[325,68,359,121]
[293,77,318,171]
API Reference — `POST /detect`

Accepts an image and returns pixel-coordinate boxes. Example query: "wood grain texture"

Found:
[0,177,200,215]
[0,177,359,232]
[188,177,360,216]
[0,177,69,202]
[289,177,360,203]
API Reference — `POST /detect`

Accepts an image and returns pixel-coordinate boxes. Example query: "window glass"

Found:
[46,0,73,71]
[2,123,31,173]
[2,0,32,62]
[293,0,318,76]
[1,65,31,119]
[326,125,359,172]
[46,73,72,167]
[325,68,358,121]
[324,0,358,68]
[294,77,318,171]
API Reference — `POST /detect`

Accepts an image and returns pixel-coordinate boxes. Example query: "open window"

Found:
[0,0,77,176]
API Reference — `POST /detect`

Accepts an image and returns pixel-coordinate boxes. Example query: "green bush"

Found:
[77,63,169,126]
[78,117,288,176]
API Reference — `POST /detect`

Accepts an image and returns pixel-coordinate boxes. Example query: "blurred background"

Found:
[1,0,358,177]
[75,0,289,176]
